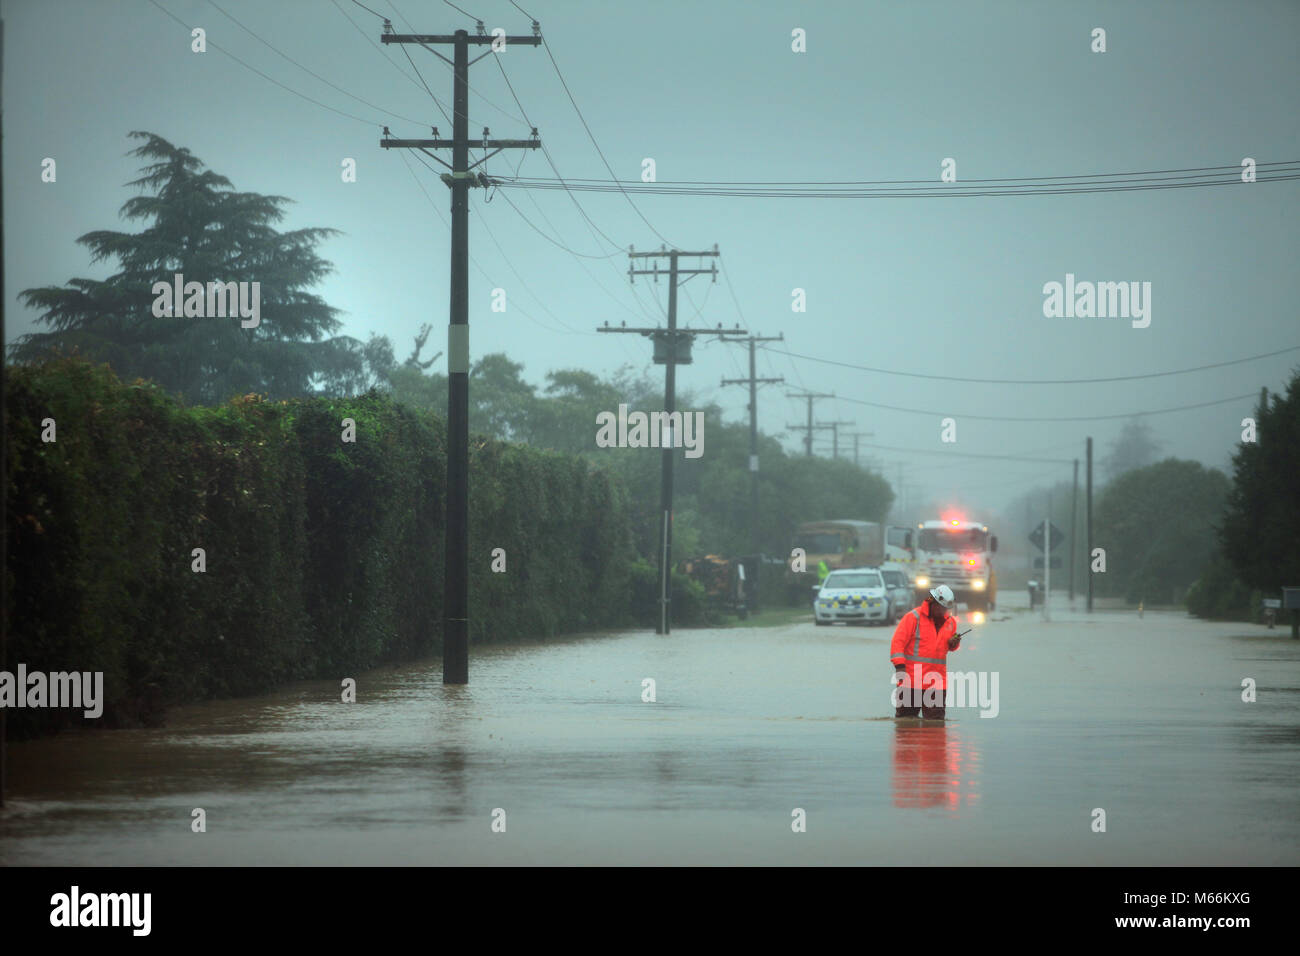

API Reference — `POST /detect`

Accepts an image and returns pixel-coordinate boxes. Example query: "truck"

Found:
[910,517,999,613]
[785,520,915,605]
[678,553,748,618]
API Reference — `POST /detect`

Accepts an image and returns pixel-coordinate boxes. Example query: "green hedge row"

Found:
[3,357,657,738]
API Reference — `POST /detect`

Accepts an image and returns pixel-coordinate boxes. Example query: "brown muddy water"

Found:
[2,592,1297,865]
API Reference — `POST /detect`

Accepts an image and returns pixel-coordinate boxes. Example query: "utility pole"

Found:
[721,334,784,558]
[1043,489,1052,622]
[817,421,855,460]
[786,391,834,456]
[1,14,7,808]
[1069,458,1078,605]
[598,247,743,635]
[844,432,875,468]
[1086,437,1094,614]
[380,20,542,684]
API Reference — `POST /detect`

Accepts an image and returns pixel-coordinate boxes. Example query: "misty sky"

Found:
[4,0,1297,521]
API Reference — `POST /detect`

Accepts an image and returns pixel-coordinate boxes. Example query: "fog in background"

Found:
[5,0,1297,531]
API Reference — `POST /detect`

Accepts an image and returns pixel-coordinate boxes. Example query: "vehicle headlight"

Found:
[972,579,985,590]
[916,576,929,588]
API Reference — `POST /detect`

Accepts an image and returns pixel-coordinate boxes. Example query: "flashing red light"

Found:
[950,519,960,527]
[968,558,976,566]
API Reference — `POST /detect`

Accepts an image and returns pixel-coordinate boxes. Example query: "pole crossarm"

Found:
[599,325,747,337]
[381,139,540,149]
[628,246,719,284]
[382,35,542,46]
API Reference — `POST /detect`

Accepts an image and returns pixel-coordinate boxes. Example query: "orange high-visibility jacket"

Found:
[890,602,960,690]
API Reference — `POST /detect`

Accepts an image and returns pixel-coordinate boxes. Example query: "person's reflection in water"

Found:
[891,721,980,810]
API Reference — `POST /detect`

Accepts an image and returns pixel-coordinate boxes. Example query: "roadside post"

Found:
[1262,597,1280,629]
[1284,588,1300,639]
[1029,521,1064,622]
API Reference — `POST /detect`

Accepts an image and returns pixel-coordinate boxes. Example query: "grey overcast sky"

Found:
[4,0,1298,519]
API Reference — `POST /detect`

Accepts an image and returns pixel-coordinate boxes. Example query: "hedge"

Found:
[3,357,654,738]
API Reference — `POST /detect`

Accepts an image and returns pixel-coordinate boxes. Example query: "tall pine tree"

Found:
[1219,373,1300,592]
[10,131,390,403]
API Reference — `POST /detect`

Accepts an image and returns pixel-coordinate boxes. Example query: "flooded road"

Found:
[3,594,1298,865]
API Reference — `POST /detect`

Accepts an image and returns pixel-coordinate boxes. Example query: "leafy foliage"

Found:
[390,354,894,569]
[9,132,390,404]
[3,357,638,737]
[1093,458,1230,604]
[1218,373,1300,594]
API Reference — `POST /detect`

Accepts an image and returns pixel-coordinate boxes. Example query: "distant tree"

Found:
[1093,458,1230,603]
[469,353,536,442]
[529,368,627,454]
[388,364,447,416]
[404,323,441,370]
[9,131,375,403]
[1218,373,1300,592]
[1101,417,1164,481]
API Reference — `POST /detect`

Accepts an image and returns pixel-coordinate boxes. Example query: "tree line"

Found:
[11,131,1293,621]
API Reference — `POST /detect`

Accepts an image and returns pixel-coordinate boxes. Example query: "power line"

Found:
[397,150,576,338]
[762,343,1300,385]
[442,0,481,21]
[146,0,382,128]
[472,196,597,336]
[851,441,1074,464]
[504,161,1297,188]
[495,162,1300,199]
[334,0,428,94]
[832,390,1258,423]
[349,0,391,20]
[538,32,677,246]
[384,0,512,130]
[489,49,632,259]
[389,0,528,128]
[382,3,453,128]
[494,190,622,259]
[204,0,427,126]
[485,56,628,261]
[517,188,654,324]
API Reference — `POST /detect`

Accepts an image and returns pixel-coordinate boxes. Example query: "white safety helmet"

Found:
[929,584,956,609]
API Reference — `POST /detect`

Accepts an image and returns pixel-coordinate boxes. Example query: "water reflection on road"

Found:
[892,722,980,810]
[2,597,1297,865]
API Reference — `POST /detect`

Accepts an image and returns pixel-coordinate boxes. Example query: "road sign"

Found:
[1029,522,1065,552]
[1033,556,1063,569]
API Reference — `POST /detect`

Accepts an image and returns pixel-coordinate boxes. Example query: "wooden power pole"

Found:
[598,247,744,634]
[722,334,784,556]
[380,21,542,684]
[786,391,834,456]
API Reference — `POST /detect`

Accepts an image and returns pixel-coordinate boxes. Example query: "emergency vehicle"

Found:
[911,517,999,613]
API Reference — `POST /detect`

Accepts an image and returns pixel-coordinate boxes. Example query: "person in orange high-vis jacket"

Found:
[891,584,962,719]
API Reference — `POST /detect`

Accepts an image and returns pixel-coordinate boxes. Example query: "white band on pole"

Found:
[449,324,469,374]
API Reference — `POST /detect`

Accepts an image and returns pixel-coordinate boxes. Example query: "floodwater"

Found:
[2,592,1297,865]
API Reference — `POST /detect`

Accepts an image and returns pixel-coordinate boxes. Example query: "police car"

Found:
[814,567,891,626]
[879,563,915,623]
